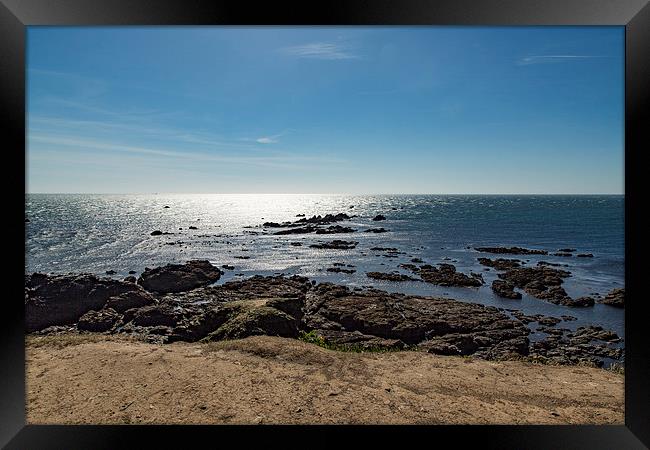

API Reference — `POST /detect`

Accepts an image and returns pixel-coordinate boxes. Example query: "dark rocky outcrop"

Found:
[407,264,484,287]
[327,267,356,274]
[77,308,121,332]
[309,240,358,250]
[205,307,299,341]
[307,329,406,350]
[528,325,623,367]
[364,228,388,233]
[265,213,352,229]
[315,225,356,234]
[577,253,594,258]
[25,266,622,366]
[372,215,386,221]
[475,246,548,255]
[105,289,156,313]
[150,230,174,236]
[25,273,141,332]
[491,280,521,299]
[366,272,419,282]
[598,288,624,308]
[537,261,568,268]
[137,260,222,293]
[478,258,522,271]
[274,226,319,235]
[497,266,582,306]
[128,303,183,327]
[303,283,529,358]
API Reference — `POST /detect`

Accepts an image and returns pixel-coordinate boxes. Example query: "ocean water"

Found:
[25,194,625,342]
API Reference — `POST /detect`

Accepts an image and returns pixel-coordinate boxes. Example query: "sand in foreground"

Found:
[26,334,623,425]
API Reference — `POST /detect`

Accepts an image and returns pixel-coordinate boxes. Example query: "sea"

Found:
[25,194,625,346]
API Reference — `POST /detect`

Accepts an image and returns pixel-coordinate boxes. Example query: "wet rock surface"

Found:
[598,288,624,308]
[77,308,121,332]
[137,260,223,293]
[366,271,419,282]
[327,267,356,274]
[475,246,548,255]
[478,257,522,271]
[496,266,592,307]
[491,280,521,299]
[303,282,529,358]
[309,240,358,250]
[25,273,142,332]
[25,265,623,367]
[365,227,389,233]
[528,324,623,367]
[402,263,484,287]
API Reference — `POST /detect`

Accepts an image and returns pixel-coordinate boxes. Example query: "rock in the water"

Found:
[411,263,484,287]
[478,258,521,271]
[576,253,594,258]
[497,266,587,306]
[372,214,386,221]
[315,225,356,234]
[475,246,548,255]
[123,276,137,283]
[365,228,388,233]
[598,288,624,308]
[366,272,419,282]
[309,240,358,250]
[150,230,163,236]
[327,267,356,274]
[491,280,521,299]
[105,270,116,275]
[571,296,596,307]
[222,265,235,270]
[25,273,141,332]
[137,260,223,293]
[77,308,121,332]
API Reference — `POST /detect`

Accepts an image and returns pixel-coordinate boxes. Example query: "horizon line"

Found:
[25,192,625,196]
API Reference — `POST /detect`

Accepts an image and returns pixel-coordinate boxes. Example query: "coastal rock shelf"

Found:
[25,260,623,367]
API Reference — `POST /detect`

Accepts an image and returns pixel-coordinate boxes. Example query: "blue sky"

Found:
[27,27,624,194]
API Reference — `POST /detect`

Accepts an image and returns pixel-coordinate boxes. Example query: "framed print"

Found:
[2,0,648,448]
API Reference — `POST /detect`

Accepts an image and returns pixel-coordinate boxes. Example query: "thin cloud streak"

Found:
[29,134,346,169]
[517,55,609,65]
[280,42,359,60]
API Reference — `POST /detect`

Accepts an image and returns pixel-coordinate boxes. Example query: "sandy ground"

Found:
[26,334,624,425]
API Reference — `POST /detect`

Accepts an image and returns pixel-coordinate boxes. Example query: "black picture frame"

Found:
[2,0,648,448]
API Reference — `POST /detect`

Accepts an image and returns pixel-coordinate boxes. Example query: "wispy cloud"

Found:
[517,55,608,66]
[280,42,359,60]
[255,132,285,144]
[28,134,345,169]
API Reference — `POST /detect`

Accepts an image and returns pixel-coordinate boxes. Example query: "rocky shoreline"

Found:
[25,258,624,368]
